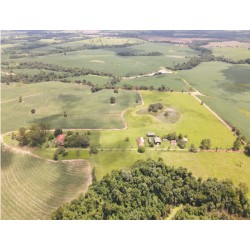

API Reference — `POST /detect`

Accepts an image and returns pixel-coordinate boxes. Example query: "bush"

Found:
[48,134,55,141]
[200,139,211,150]
[89,146,98,155]
[31,109,36,114]
[189,144,197,153]
[54,129,63,137]
[232,139,241,151]
[138,146,145,153]
[148,103,163,113]
[110,96,116,104]
[62,151,68,157]
[53,153,58,161]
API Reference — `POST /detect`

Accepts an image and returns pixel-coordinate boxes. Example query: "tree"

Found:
[244,143,250,156]
[232,139,241,151]
[27,124,46,146]
[53,153,58,161]
[200,139,211,150]
[31,109,36,114]
[89,146,98,155]
[189,143,197,153]
[138,146,145,153]
[54,129,63,137]
[110,96,116,104]
[17,127,29,146]
[19,96,22,103]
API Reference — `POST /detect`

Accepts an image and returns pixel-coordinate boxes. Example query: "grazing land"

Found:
[178,61,250,139]
[1,145,91,220]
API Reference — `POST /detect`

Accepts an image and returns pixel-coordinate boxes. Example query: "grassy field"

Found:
[1,82,141,133]
[1,145,91,219]
[97,90,236,150]
[178,61,250,139]
[91,150,250,198]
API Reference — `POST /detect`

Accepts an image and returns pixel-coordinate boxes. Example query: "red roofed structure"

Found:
[55,134,65,146]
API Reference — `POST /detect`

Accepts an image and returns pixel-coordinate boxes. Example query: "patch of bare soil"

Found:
[155,107,181,124]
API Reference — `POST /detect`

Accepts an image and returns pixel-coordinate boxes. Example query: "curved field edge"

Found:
[1,82,141,133]
[1,145,92,220]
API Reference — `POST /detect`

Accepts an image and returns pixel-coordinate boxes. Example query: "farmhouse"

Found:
[55,134,65,146]
[170,140,177,146]
[136,137,145,147]
[147,132,156,137]
[154,137,162,145]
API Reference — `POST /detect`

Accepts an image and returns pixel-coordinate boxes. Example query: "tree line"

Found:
[51,159,250,220]
[168,41,250,71]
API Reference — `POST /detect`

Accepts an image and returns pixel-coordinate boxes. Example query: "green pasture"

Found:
[1,81,140,133]
[1,146,91,219]
[118,73,188,91]
[98,91,235,150]
[178,61,250,139]
[212,47,250,60]
[91,150,250,198]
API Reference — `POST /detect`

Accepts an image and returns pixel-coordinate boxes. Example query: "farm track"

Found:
[179,77,233,132]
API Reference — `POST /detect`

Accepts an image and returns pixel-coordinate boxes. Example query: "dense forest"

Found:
[52,159,250,220]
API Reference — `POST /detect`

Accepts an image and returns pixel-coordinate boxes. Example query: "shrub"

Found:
[110,96,116,104]
[190,144,197,153]
[89,146,98,155]
[138,146,145,153]
[53,153,58,161]
[200,139,211,150]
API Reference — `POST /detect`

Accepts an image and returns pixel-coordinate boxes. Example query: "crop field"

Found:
[1,81,141,133]
[178,61,250,139]
[118,73,188,91]
[7,42,198,77]
[211,47,250,60]
[1,145,91,219]
[91,150,250,198]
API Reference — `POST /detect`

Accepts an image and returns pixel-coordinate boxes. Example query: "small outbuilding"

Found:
[55,134,65,146]
[147,132,156,137]
[182,137,188,143]
[170,140,177,146]
[148,137,153,144]
[154,137,162,145]
[136,137,145,147]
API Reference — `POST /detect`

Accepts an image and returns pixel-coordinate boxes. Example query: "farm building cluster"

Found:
[136,132,188,148]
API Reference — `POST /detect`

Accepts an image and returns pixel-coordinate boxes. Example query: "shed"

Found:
[147,132,156,137]
[136,137,145,147]
[182,137,188,143]
[170,140,177,146]
[148,137,153,144]
[55,134,65,146]
[154,137,162,145]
